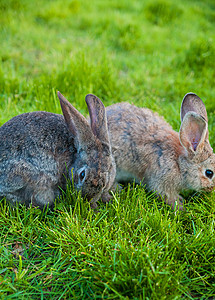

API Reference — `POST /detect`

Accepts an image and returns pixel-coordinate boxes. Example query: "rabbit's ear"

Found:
[180,93,208,122]
[85,94,110,145]
[179,111,208,155]
[57,91,93,144]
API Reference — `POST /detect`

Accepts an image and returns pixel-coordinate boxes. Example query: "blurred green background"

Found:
[1,0,215,139]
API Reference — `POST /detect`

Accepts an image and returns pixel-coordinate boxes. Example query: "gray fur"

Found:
[0,92,116,209]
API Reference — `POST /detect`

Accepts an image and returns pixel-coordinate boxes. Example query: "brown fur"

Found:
[106,93,215,210]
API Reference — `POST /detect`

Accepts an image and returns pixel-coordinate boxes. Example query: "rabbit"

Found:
[0,92,116,209]
[106,93,215,210]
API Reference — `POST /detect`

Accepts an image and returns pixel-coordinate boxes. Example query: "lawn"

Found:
[0,0,215,298]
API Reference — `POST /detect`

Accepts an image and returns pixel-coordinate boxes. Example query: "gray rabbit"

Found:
[0,92,116,209]
[106,93,215,210]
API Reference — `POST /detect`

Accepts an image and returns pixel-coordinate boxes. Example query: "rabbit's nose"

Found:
[92,178,99,187]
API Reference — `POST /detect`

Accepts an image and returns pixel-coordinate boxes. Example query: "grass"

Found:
[0,0,215,298]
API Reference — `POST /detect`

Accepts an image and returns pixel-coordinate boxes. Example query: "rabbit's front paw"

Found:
[170,195,185,211]
[90,201,98,210]
[101,191,112,203]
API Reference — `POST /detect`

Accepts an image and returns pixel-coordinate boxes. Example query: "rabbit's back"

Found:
[106,103,182,185]
[0,112,74,156]
[107,103,173,133]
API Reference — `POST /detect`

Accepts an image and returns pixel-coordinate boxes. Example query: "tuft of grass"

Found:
[182,38,215,72]
[144,0,183,26]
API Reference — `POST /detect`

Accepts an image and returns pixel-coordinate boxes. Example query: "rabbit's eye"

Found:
[205,169,214,179]
[79,170,86,181]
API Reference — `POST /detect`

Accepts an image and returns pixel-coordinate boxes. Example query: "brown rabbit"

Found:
[0,92,116,209]
[106,93,215,210]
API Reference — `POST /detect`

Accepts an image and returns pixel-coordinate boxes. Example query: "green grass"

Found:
[0,0,215,298]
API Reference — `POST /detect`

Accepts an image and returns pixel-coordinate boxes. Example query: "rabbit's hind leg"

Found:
[0,171,29,205]
[0,160,60,209]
